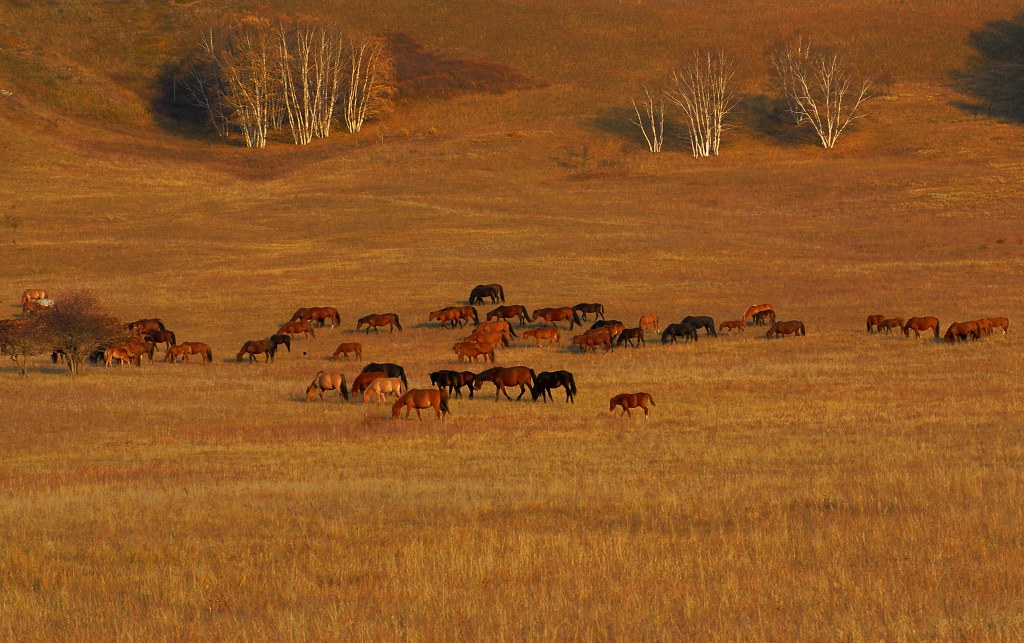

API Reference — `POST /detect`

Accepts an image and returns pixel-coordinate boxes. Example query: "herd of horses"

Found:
[8,286,1012,420]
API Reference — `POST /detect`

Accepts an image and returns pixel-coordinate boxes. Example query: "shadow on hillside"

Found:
[950,13,1024,122]
[589,106,690,153]
[150,61,230,142]
[732,94,811,146]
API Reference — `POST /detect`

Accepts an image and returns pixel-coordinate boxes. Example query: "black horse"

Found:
[269,333,292,352]
[572,303,606,322]
[589,319,623,331]
[681,315,717,336]
[429,370,476,399]
[469,283,505,305]
[531,370,577,403]
[662,323,698,343]
[362,362,409,389]
[752,309,776,326]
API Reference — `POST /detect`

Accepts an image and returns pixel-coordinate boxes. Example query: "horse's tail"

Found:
[648,394,656,406]
[934,320,940,339]
[157,319,166,331]
[507,322,517,337]
[340,375,350,400]
[572,309,581,327]
[471,307,479,324]
[394,315,403,331]
[528,368,537,386]
[439,394,451,416]
[599,304,605,319]
[498,286,505,303]
[399,367,409,389]
[167,331,176,345]
[800,322,806,336]
[332,311,341,326]
[568,372,577,395]
[206,347,213,362]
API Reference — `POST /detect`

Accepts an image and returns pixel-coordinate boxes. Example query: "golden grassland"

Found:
[3,0,1024,638]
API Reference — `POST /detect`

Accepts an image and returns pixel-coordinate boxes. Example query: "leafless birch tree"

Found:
[342,36,396,133]
[664,50,737,158]
[277,23,346,144]
[214,18,278,148]
[631,86,665,153]
[769,39,873,149]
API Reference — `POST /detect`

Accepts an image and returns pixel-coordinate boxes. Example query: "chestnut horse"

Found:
[357,313,402,333]
[126,318,165,335]
[306,371,349,402]
[469,283,505,305]
[361,363,408,388]
[105,345,138,368]
[473,366,536,400]
[364,377,406,404]
[145,329,176,350]
[237,340,277,363]
[572,303,606,322]
[944,321,980,343]
[164,344,192,363]
[429,307,464,329]
[742,304,775,324]
[472,320,516,338]
[766,320,806,338]
[610,392,655,418]
[277,320,316,339]
[351,371,387,396]
[487,305,529,326]
[457,343,496,363]
[902,316,940,339]
[21,288,47,306]
[332,342,362,361]
[572,327,613,352]
[878,318,904,334]
[531,370,577,403]
[531,307,580,329]
[590,320,625,340]
[430,370,476,399]
[523,327,560,347]
[392,389,450,420]
[866,314,886,333]
[718,320,744,334]
[988,317,1009,335]
[616,327,645,347]
[309,307,341,328]
[639,314,660,333]
[178,342,213,364]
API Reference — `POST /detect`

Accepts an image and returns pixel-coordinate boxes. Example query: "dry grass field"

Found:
[2,0,1024,639]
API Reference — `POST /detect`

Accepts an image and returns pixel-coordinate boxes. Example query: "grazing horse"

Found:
[269,334,292,352]
[682,316,716,336]
[332,342,363,361]
[308,307,341,328]
[357,313,402,333]
[21,299,50,315]
[572,303,606,322]
[430,370,476,399]
[878,318,905,334]
[457,343,496,363]
[662,323,697,344]
[718,320,744,334]
[145,329,176,350]
[467,330,509,347]
[306,371,349,402]
[473,366,536,400]
[469,283,505,305]
[351,371,388,396]
[639,314,660,333]
[126,318,165,335]
[429,307,464,329]
[392,389,450,420]
[164,344,192,363]
[752,309,776,326]
[610,392,655,418]
[105,345,138,368]
[487,305,529,326]
[473,320,516,338]
[361,363,409,389]
[903,316,940,340]
[21,289,47,306]
[178,342,213,364]
[531,370,577,403]
[616,327,645,347]
[766,320,806,338]
[237,340,277,363]
[277,320,316,339]
[589,319,624,340]
[988,317,1009,335]
[944,321,980,343]
[742,304,775,324]
[572,328,613,352]
[364,377,406,404]
[866,314,886,333]
[289,307,314,323]
[974,318,993,337]
[531,307,580,329]
[453,306,480,325]
[523,327,560,347]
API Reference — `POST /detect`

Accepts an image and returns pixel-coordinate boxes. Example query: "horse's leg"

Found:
[516,384,527,400]
[415,407,423,420]
[642,403,649,418]
[501,385,512,401]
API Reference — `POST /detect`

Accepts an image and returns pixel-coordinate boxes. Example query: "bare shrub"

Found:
[0,318,47,376]
[34,292,122,376]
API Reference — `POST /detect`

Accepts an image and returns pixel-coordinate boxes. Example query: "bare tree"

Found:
[0,318,47,376]
[276,22,347,144]
[769,38,873,149]
[34,292,122,376]
[664,50,737,158]
[342,36,396,133]
[631,86,665,153]
[214,17,279,148]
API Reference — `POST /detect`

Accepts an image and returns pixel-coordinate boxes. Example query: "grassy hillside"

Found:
[2,1,1024,639]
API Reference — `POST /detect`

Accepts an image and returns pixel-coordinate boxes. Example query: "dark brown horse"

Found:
[332,342,362,360]
[944,321,980,343]
[361,363,408,388]
[269,334,292,352]
[473,366,536,400]
[306,371,350,402]
[237,340,277,363]
[766,320,806,338]
[682,316,716,337]
[751,309,776,326]
[866,314,886,333]
[662,323,697,344]
[742,304,775,324]
[357,313,402,333]
[487,305,529,326]
[469,283,505,305]
[903,316,940,340]
[145,329,176,350]
[610,392,655,418]
[572,303,606,321]
[531,307,580,329]
[126,318,165,335]
[531,370,577,403]
[878,318,904,334]
[277,320,316,339]
[392,389,450,420]
[616,327,645,347]
[430,370,477,398]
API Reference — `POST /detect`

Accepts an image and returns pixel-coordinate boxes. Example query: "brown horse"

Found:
[126,318,165,335]
[766,320,806,338]
[469,284,505,305]
[743,304,775,324]
[237,340,277,363]
[572,303,606,321]
[351,370,388,395]
[364,377,406,404]
[988,317,1009,335]
[878,318,904,334]
[718,320,744,334]
[610,392,655,418]
[903,316,940,340]
[306,371,349,402]
[21,289,47,306]
[523,327,560,347]
[392,388,451,420]
[332,342,363,361]
[21,299,52,315]
[309,307,341,328]
[145,329,176,350]
[751,309,776,326]
[531,307,579,329]
[487,305,529,326]
[105,345,138,367]
[944,321,980,343]
[473,366,536,400]
[467,330,509,347]
[974,318,993,337]
[357,313,402,333]
[457,343,496,363]
[277,320,316,339]
[429,307,464,329]
[472,320,516,338]
[164,344,193,363]
[638,314,660,333]
[178,342,213,364]
[572,327,613,352]
[866,314,886,333]
[616,327,645,347]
